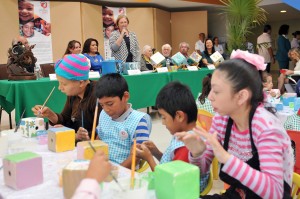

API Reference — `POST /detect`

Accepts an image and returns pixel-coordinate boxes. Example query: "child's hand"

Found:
[86,150,111,183]
[175,128,207,157]
[143,141,160,157]
[76,127,90,141]
[136,144,152,161]
[285,70,294,75]
[270,90,276,97]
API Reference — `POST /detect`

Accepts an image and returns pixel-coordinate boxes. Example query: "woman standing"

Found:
[276,24,291,70]
[109,15,140,63]
[82,38,104,74]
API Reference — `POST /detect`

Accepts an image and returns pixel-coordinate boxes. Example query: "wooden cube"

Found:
[3,151,43,190]
[48,127,75,152]
[62,160,89,199]
[77,140,109,160]
[155,161,199,199]
[19,117,45,138]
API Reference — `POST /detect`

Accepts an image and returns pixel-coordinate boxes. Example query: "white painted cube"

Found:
[210,51,224,64]
[150,52,165,65]
[19,117,45,138]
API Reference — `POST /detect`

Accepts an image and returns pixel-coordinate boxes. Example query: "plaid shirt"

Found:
[284,114,300,131]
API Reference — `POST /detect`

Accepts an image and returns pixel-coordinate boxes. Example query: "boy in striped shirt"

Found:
[95,73,151,169]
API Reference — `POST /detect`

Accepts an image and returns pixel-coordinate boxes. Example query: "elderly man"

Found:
[12,35,30,49]
[179,42,190,58]
[162,43,172,58]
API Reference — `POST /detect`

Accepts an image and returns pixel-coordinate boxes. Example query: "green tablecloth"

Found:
[0,68,212,124]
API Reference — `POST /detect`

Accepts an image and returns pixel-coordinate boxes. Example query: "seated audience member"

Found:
[179,42,190,58]
[176,50,293,199]
[262,71,279,101]
[32,54,101,142]
[94,73,151,168]
[197,73,214,114]
[213,37,224,57]
[278,47,300,93]
[72,150,111,199]
[201,38,216,67]
[284,109,300,131]
[140,45,154,71]
[82,38,104,74]
[63,40,82,57]
[136,81,209,192]
[195,33,205,55]
[161,43,174,67]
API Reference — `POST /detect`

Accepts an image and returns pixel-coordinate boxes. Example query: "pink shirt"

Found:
[72,179,101,199]
[190,105,293,199]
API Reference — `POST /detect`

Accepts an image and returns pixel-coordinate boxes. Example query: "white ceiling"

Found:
[84,0,300,22]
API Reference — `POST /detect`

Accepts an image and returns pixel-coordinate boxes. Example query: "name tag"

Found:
[89,71,100,78]
[207,64,216,70]
[187,66,198,71]
[49,73,57,80]
[156,67,168,73]
[127,70,141,75]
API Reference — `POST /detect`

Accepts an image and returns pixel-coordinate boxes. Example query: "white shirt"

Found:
[257,32,272,63]
[214,44,224,55]
[195,40,205,52]
[294,59,300,74]
[291,38,299,48]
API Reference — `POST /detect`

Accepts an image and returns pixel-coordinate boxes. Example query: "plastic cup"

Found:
[0,135,8,158]
[110,178,148,199]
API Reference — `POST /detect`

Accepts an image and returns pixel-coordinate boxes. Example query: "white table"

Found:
[0,135,157,199]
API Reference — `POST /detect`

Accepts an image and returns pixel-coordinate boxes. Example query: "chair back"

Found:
[40,63,55,77]
[287,130,300,174]
[0,64,9,80]
[292,172,300,199]
[197,109,213,131]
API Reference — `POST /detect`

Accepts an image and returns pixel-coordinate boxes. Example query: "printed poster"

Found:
[102,6,126,59]
[18,0,53,64]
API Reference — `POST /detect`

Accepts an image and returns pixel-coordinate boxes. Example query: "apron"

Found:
[203,117,291,199]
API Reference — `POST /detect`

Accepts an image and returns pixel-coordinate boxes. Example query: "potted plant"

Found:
[220,0,267,53]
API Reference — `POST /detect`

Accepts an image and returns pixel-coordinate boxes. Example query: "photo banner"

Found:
[18,0,53,64]
[102,6,126,59]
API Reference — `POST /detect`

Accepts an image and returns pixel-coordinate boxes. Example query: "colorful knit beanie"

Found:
[55,54,90,80]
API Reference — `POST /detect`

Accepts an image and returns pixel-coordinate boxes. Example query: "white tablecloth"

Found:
[0,135,157,199]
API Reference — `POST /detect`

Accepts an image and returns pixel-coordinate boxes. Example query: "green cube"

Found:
[155,160,200,199]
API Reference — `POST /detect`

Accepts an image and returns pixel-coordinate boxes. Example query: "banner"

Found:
[102,6,126,59]
[18,0,53,64]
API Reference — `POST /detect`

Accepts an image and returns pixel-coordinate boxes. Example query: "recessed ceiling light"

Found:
[280,10,287,13]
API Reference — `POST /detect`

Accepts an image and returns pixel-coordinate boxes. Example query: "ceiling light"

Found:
[280,10,287,13]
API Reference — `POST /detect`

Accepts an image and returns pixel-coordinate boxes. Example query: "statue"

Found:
[6,41,37,80]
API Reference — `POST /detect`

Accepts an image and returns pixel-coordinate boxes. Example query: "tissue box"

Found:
[282,93,297,106]
[63,160,90,199]
[210,51,224,64]
[151,52,165,65]
[19,117,45,138]
[3,151,43,190]
[171,52,186,66]
[48,127,75,152]
[77,140,109,160]
[155,161,199,199]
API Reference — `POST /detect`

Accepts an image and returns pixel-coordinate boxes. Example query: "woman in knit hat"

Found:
[32,54,101,142]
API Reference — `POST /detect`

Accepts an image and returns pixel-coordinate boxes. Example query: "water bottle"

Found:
[166,58,171,72]
[35,65,41,80]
